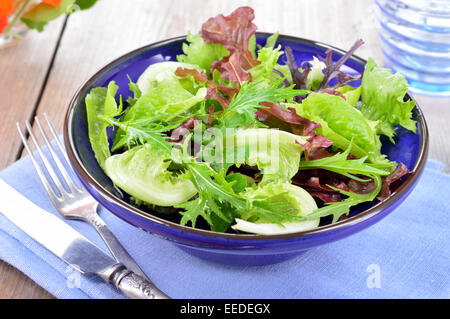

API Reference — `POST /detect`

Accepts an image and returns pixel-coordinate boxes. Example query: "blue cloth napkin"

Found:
[0,142,449,299]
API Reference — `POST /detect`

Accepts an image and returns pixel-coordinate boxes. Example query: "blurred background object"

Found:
[375,0,450,96]
[0,0,98,48]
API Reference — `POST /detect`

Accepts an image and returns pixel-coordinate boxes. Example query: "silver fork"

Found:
[16,113,150,282]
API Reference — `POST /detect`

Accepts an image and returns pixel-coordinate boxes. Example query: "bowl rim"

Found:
[63,32,429,241]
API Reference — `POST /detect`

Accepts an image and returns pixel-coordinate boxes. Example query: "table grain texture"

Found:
[0,0,448,299]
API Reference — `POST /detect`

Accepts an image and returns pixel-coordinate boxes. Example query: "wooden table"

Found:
[0,0,448,299]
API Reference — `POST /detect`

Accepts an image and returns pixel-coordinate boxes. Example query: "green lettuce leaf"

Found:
[263,32,279,49]
[104,144,197,207]
[336,85,361,107]
[85,81,121,170]
[136,61,204,95]
[360,58,416,143]
[177,32,229,74]
[114,65,207,151]
[126,79,206,121]
[233,128,308,182]
[292,93,392,166]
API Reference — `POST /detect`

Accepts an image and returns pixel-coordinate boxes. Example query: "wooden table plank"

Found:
[0,18,66,299]
[2,0,449,299]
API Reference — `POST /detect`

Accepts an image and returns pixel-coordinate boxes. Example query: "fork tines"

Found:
[16,114,81,202]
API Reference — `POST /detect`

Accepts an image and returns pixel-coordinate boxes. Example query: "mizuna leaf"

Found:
[299,143,392,178]
[301,175,382,223]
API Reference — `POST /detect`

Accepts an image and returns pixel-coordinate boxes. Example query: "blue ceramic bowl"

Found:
[64,33,429,266]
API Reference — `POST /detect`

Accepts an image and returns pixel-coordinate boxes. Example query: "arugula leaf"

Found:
[85,81,121,169]
[299,143,392,179]
[360,58,416,143]
[175,134,305,232]
[300,175,382,223]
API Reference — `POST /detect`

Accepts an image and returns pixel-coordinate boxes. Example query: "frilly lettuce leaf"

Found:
[177,32,229,75]
[104,144,197,207]
[306,56,325,91]
[291,93,393,167]
[248,45,285,86]
[360,58,416,143]
[263,32,279,49]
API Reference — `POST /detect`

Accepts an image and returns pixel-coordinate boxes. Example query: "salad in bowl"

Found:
[83,6,418,236]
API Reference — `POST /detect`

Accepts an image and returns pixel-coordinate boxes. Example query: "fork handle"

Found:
[86,210,150,280]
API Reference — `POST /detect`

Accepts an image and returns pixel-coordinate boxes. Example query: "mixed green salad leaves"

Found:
[85,6,416,235]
